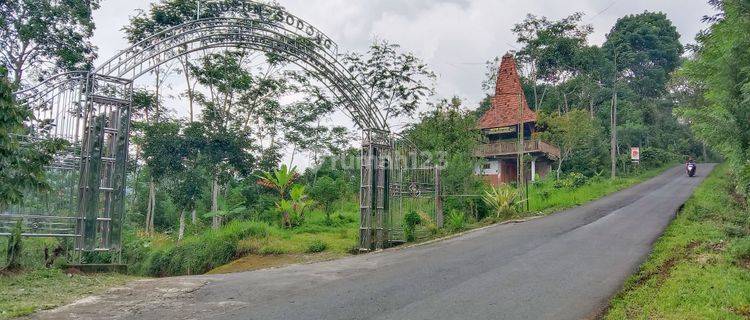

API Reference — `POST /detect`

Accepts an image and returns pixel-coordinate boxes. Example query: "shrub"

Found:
[3,221,23,271]
[403,210,422,242]
[730,237,750,265]
[482,185,519,219]
[554,172,588,189]
[307,240,328,253]
[417,211,438,235]
[135,221,271,277]
[446,210,466,232]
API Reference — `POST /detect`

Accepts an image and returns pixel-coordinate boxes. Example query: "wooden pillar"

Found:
[435,165,443,228]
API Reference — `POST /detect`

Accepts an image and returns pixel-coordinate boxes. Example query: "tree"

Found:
[140,121,184,234]
[167,164,206,241]
[343,40,435,124]
[678,0,750,196]
[0,66,66,208]
[0,0,100,85]
[510,13,593,111]
[603,12,684,99]
[309,176,343,224]
[407,97,482,195]
[539,109,601,179]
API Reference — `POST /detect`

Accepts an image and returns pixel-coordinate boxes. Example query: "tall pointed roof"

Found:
[478,53,537,130]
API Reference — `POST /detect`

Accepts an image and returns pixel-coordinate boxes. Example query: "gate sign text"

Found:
[203,0,337,54]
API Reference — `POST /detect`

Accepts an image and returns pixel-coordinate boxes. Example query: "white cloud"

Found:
[88,0,714,167]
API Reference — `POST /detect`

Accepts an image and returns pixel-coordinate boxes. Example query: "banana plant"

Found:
[257,164,299,198]
[276,185,314,228]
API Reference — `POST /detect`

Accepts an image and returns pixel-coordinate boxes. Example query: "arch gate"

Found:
[2,0,436,259]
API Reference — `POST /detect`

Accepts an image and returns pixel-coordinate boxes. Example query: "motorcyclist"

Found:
[686,157,697,177]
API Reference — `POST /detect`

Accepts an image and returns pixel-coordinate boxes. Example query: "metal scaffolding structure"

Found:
[4,0,435,258]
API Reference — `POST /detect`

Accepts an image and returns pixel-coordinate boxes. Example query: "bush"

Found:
[482,185,519,219]
[134,221,271,277]
[446,210,466,232]
[640,146,677,168]
[307,240,328,253]
[3,221,23,271]
[730,237,750,265]
[554,172,588,189]
[403,210,422,242]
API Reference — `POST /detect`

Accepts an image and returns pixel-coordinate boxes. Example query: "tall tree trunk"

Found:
[611,51,618,180]
[179,56,195,122]
[211,176,221,230]
[148,180,156,234]
[145,180,153,233]
[178,209,185,241]
[289,144,297,167]
[191,208,197,225]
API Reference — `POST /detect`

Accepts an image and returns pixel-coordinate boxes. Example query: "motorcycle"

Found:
[686,162,697,177]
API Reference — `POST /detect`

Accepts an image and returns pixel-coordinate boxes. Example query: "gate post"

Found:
[359,130,391,251]
[75,74,133,260]
[435,165,443,228]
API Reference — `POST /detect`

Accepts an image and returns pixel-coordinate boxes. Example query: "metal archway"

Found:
[4,0,430,257]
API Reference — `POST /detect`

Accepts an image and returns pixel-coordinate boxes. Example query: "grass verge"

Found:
[527,165,670,215]
[0,269,137,319]
[603,164,750,319]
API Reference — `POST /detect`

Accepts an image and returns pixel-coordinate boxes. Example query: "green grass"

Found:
[527,166,670,214]
[0,268,137,319]
[126,200,360,277]
[604,164,750,319]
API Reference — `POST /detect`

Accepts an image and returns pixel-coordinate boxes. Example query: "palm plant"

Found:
[482,185,520,219]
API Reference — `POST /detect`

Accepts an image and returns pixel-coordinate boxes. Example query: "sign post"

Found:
[630,147,641,164]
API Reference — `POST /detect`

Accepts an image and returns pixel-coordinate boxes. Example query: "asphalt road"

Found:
[34,164,715,320]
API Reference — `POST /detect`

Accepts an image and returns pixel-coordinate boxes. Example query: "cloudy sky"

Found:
[89,0,714,166]
[92,0,714,105]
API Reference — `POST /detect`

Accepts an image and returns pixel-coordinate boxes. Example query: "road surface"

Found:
[32,164,715,320]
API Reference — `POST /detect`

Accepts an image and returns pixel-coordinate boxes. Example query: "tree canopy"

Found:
[0,0,100,84]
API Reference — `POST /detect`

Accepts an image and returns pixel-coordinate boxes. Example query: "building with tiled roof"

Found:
[475,53,560,186]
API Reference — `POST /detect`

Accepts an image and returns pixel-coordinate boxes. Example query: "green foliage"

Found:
[678,0,750,198]
[3,221,22,271]
[603,12,683,98]
[482,185,519,219]
[554,172,588,189]
[403,210,422,242]
[406,97,487,219]
[511,12,594,86]
[0,66,67,208]
[258,164,298,198]
[343,39,435,122]
[273,184,313,228]
[446,210,466,232]
[309,176,345,223]
[307,240,328,253]
[0,0,100,83]
[132,221,271,277]
[0,268,136,319]
[538,109,602,178]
